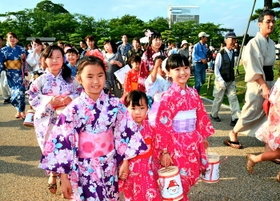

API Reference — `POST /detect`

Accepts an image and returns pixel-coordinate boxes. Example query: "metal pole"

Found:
[235,0,257,76]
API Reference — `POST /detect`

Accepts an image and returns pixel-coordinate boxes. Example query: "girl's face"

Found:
[77,64,106,101]
[168,65,190,89]
[45,49,64,76]
[7,34,17,47]
[132,40,140,49]
[151,37,162,50]
[104,43,112,53]
[127,98,148,124]
[131,61,140,71]
[33,42,42,52]
[86,39,95,49]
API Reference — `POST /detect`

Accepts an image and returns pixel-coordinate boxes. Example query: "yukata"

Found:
[256,78,280,150]
[28,69,81,151]
[39,91,148,201]
[145,74,171,126]
[233,32,275,137]
[121,69,139,100]
[104,52,124,98]
[154,82,214,201]
[119,120,161,201]
[138,47,165,92]
[0,45,26,112]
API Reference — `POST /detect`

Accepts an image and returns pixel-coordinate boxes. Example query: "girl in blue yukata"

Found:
[38,56,147,200]
[0,32,26,119]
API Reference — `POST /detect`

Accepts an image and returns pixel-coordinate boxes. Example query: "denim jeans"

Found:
[193,62,206,94]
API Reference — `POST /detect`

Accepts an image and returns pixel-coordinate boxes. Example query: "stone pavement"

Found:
[0,95,279,201]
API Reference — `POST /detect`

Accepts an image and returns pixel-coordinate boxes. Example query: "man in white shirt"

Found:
[210,32,240,127]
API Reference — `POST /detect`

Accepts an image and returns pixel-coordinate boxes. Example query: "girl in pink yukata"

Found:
[119,90,161,201]
[154,54,215,201]
[39,56,147,200]
[29,45,81,194]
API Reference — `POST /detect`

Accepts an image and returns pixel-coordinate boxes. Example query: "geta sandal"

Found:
[48,175,57,194]
[223,139,242,149]
[246,154,256,174]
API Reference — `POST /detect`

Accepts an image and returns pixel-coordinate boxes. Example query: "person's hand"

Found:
[61,96,72,106]
[160,150,173,168]
[218,80,226,90]
[201,58,207,64]
[203,139,209,149]
[261,84,270,100]
[60,174,73,199]
[119,160,129,180]
[154,59,162,70]
[49,96,64,107]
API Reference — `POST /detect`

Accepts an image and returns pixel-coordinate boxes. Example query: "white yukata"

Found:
[145,74,171,126]
[233,32,275,137]
[28,69,81,151]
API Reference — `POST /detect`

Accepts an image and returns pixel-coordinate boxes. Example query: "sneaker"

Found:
[3,98,10,104]
[210,114,221,122]
[230,119,238,127]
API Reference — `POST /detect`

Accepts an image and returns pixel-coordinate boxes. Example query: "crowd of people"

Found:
[0,9,279,201]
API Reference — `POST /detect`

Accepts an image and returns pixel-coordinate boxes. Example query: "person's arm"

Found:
[256,76,270,100]
[150,59,162,83]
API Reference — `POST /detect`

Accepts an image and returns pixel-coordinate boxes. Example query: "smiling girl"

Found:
[39,56,147,200]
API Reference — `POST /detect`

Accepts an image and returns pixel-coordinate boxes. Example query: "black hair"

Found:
[0,35,3,41]
[129,54,141,64]
[258,9,275,22]
[33,38,42,46]
[80,40,87,45]
[66,48,79,55]
[165,54,189,72]
[42,45,72,83]
[104,40,117,53]
[124,90,148,108]
[76,56,106,79]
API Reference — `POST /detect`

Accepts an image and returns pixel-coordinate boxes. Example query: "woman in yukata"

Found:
[138,30,166,92]
[103,39,124,98]
[0,32,26,119]
[28,45,81,194]
[154,54,214,201]
[39,56,147,200]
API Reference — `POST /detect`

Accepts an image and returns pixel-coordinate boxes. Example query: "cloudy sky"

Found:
[1,0,265,36]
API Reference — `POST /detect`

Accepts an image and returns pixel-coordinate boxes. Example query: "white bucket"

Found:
[23,109,35,127]
[201,152,220,183]
[158,166,184,201]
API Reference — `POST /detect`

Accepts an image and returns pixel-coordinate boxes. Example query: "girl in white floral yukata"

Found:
[29,45,81,194]
[39,56,147,200]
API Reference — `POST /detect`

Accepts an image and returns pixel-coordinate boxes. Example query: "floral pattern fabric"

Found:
[256,78,280,150]
[39,91,147,200]
[119,120,161,201]
[154,82,214,201]
[28,69,81,151]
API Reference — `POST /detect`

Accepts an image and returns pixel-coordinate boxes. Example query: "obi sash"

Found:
[79,128,114,159]
[172,110,197,133]
[5,60,22,70]
[131,82,138,90]
[133,137,152,160]
[263,66,273,81]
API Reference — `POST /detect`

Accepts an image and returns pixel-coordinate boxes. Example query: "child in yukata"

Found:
[121,55,141,101]
[154,54,215,201]
[119,90,161,201]
[28,45,81,194]
[66,48,79,76]
[145,56,172,126]
[39,56,147,200]
[246,71,280,181]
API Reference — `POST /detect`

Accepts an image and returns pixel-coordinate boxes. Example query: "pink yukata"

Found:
[119,120,161,201]
[39,91,147,201]
[154,82,215,201]
[256,78,280,150]
[28,69,81,151]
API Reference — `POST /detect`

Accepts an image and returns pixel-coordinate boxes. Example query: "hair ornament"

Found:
[145,29,153,38]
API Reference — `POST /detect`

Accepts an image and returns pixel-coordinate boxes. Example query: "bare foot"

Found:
[229,130,238,142]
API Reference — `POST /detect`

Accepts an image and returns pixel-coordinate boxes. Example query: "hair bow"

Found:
[147,95,154,109]
[145,29,153,38]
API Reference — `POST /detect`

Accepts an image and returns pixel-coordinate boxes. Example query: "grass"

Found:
[188,61,280,108]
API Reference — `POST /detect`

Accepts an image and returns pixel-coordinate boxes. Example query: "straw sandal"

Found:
[246,154,256,174]
[276,172,280,182]
[48,175,57,194]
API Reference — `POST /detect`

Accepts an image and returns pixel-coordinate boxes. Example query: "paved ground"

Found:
[0,95,279,201]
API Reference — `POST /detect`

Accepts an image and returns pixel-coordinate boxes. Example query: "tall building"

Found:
[168,6,199,27]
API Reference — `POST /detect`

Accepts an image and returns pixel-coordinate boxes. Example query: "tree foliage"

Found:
[0,0,227,48]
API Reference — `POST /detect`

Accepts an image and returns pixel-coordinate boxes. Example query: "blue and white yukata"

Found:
[0,45,26,112]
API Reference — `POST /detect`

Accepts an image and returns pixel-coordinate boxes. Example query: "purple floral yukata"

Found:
[39,91,148,200]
